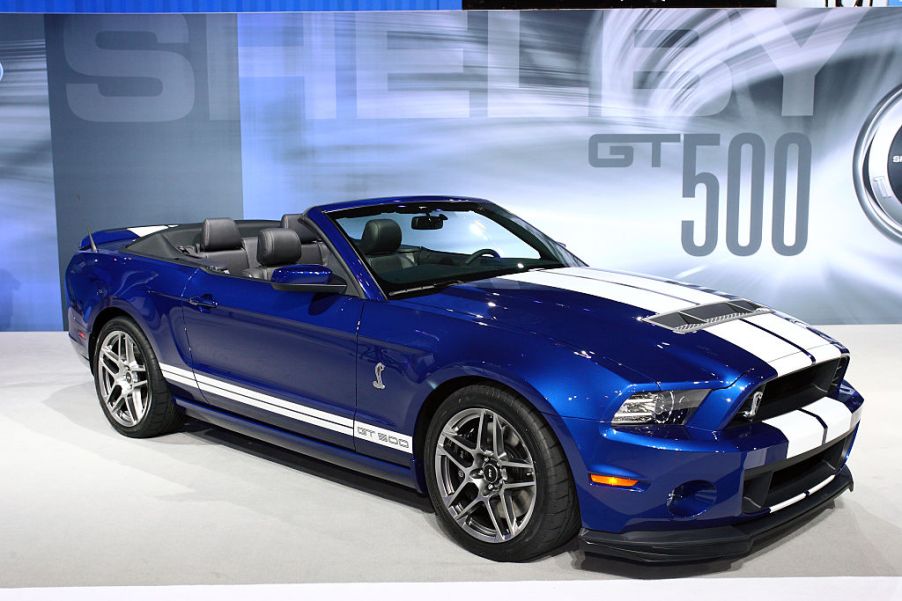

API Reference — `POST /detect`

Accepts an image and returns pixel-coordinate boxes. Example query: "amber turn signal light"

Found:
[590,474,639,487]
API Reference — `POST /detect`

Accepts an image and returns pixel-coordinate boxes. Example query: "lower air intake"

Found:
[642,299,772,334]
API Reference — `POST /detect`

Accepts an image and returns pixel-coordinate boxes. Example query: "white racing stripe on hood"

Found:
[554,267,724,305]
[500,268,822,376]
[502,270,686,314]
[552,268,841,363]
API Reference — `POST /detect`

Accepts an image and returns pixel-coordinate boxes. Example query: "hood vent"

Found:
[642,299,771,334]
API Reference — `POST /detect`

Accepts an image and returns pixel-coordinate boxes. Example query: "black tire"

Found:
[424,384,579,561]
[92,316,182,438]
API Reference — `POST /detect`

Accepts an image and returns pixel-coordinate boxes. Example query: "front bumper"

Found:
[579,464,853,563]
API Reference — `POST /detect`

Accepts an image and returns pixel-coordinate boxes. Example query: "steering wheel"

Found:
[464,248,501,265]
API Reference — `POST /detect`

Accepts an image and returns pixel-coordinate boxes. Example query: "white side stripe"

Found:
[196,381,354,436]
[161,371,198,390]
[763,410,825,458]
[160,364,196,380]
[158,363,413,453]
[192,371,353,428]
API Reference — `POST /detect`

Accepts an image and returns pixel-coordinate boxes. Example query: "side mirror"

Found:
[270,265,347,294]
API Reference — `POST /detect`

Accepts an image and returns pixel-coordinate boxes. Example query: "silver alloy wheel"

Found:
[434,407,537,543]
[97,330,150,427]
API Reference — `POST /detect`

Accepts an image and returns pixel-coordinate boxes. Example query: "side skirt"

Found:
[175,398,419,491]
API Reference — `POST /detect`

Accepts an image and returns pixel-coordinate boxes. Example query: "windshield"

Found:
[329,201,583,296]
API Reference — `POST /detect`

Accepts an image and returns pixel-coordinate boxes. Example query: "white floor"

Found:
[0,327,900,591]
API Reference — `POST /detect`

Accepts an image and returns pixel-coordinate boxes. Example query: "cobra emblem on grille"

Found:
[742,391,764,420]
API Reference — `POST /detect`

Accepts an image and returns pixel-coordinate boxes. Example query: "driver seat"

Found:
[359,219,415,272]
[242,228,302,280]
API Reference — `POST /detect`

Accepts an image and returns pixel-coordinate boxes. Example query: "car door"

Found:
[181,268,363,450]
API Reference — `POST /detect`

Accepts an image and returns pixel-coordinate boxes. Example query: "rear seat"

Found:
[194,218,250,275]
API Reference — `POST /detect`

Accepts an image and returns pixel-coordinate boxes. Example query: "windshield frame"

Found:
[325,200,584,298]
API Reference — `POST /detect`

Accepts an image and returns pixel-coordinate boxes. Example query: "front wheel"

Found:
[424,385,579,561]
[92,317,182,437]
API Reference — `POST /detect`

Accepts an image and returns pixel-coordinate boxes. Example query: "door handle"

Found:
[188,295,219,310]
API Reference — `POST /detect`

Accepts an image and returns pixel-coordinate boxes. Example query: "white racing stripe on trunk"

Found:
[764,410,826,458]
[803,398,853,443]
[128,225,171,238]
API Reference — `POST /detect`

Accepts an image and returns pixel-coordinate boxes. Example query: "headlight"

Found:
[611,390,710,425]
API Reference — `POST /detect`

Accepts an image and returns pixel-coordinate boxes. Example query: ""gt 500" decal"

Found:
[355,423,413,453]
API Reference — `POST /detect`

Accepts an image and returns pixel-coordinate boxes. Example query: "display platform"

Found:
[0,327,899,588]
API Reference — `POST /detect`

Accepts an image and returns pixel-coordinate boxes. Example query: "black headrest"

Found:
[200,218,243,252]
[257,228,302,267]
[359,219,402,255]
[280,214,319,243]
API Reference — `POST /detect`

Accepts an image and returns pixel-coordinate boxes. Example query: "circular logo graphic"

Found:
[853,86,902,244]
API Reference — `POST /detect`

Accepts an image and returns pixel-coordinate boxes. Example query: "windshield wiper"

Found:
[388,278,465,297]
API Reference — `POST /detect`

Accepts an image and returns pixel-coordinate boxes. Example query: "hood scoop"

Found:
[642,299,772,334]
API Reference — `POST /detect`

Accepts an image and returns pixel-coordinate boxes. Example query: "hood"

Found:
[399,267,835,388]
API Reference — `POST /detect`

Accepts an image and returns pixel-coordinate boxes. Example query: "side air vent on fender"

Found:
[642,299,772,334]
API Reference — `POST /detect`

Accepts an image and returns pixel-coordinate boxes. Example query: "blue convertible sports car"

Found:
[66,196,863,563]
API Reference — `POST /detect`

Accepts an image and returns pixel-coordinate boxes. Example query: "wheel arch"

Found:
[87,306,140,371]
[410,373,577,497]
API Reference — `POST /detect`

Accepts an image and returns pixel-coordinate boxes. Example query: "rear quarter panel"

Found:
[66,250,198,396]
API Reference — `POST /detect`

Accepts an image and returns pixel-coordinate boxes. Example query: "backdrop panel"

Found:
[0,8,900,329]
[0,15,60,331]
[238,9,902,324]
[43,13,245,321]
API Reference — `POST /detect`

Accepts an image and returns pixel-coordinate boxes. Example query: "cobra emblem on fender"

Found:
[372,362,386,390]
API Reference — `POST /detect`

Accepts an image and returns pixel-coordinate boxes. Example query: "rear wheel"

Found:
[92,317,181,437]
[424,385,579,561]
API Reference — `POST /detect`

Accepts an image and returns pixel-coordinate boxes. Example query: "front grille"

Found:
[742,433,852,513]
[730,357,846,426]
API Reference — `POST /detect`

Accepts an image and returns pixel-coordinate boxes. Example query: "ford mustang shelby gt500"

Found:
[66,196,863,563]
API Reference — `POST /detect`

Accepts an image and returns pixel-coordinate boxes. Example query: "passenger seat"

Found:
[242,228,302,280]
[195,218,250,275]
